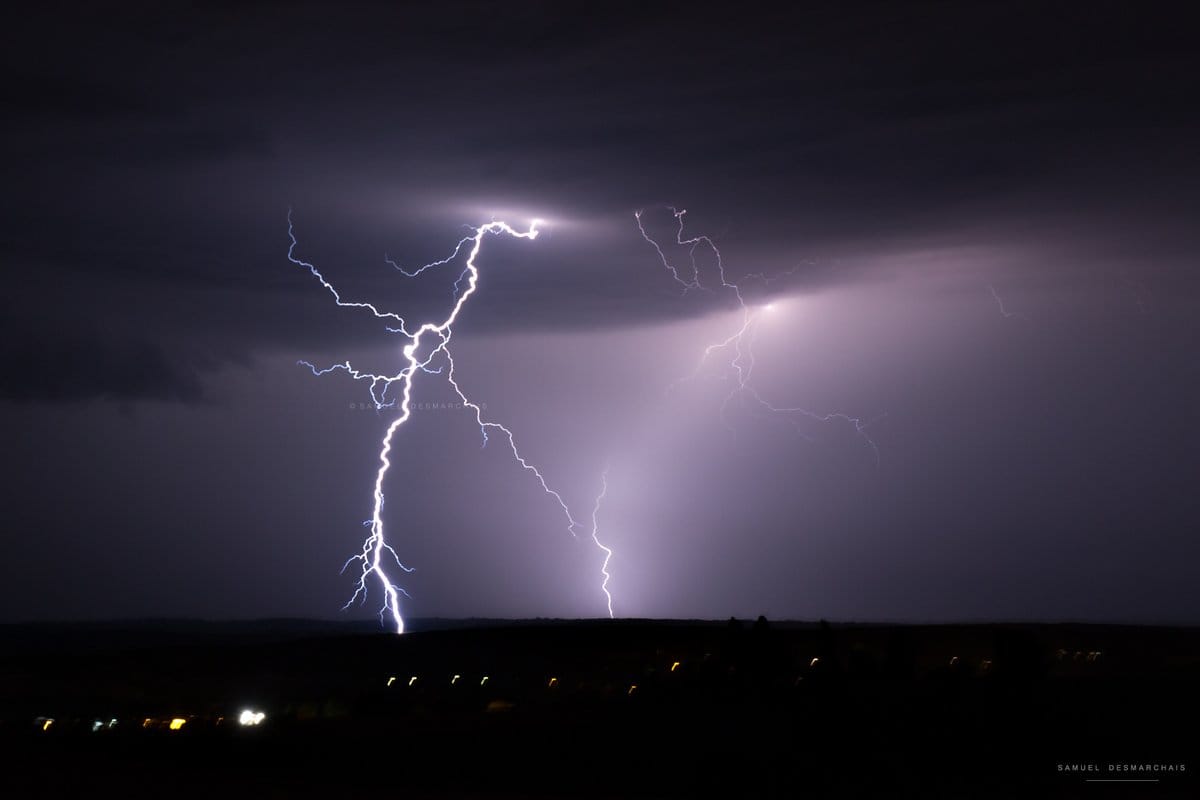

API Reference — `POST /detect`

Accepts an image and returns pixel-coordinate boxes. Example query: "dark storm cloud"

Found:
[1,1,1198,625]
[1,70,155,119]
[2,0,1197,404]
[0,329,205,403]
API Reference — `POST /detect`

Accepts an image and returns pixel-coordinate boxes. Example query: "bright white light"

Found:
[288,214,617,633]
[763,303,776,312]
[238,709,266,727]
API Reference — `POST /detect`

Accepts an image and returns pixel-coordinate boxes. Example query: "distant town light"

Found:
[547,677,558,688]
[627,684,638,695]
[810,657,820,668]
[451,674,461,685]
[37,717,54,732]
[670,661,681,672]
[480,676,489,686]
[386,676,396,687]
[238,710,266,727]
[169,718,187,731]
[408,676,418,687]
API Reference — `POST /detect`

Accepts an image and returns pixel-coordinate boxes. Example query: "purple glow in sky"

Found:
[1,1,1197,625]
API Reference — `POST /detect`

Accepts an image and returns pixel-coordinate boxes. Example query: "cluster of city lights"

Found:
[34,710,268,734]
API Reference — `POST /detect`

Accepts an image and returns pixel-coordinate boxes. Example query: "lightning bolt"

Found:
[288,212,614,632]
[635,206,883,463]
[589,468,615,619]
[987,283,1030,321]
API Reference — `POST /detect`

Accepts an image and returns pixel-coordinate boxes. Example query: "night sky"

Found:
[2,1,1197,625]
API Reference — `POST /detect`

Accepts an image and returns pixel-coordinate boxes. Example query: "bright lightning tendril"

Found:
[589,468,614,619]
[288,212,614,633]
[635,206,882,464]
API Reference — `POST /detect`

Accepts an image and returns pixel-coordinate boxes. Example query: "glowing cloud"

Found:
[635,206,882,462]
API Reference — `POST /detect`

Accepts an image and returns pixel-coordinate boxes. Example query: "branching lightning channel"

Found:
[288,212,614,632]
[635,206,882,465]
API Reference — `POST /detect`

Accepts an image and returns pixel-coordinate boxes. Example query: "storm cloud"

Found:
[1,2,1196,625]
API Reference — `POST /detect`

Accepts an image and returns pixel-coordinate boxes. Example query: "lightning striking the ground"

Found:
[589,469,615,619]
[635,206,882,464]
[288,212,614,632]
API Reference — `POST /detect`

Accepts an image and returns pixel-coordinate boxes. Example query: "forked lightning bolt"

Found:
[635,206,882,464]
[589,468,615,619]
[288,212,614,632]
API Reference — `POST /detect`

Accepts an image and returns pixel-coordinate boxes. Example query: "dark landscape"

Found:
[3,618,1197,797]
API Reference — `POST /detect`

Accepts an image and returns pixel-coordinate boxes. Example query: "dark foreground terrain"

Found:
[1,618,1196,798]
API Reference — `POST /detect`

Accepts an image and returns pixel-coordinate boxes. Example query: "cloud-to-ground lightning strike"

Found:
[589,469,615,619]
[288,212,615,632]
[635,206,882,465]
